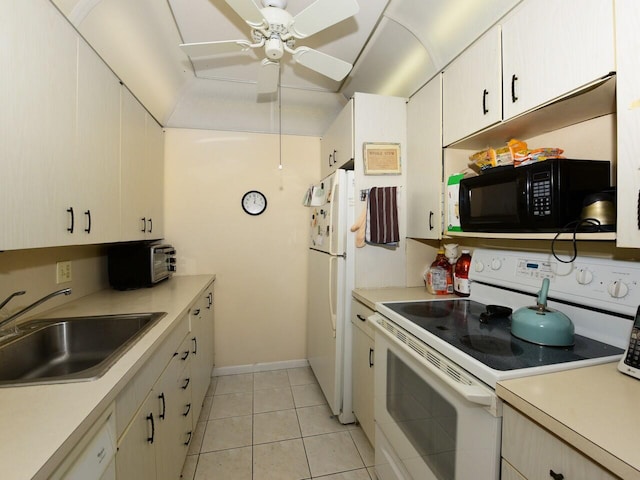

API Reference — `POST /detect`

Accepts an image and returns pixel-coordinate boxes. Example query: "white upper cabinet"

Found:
[120,88,164,241]
[615,0,640,248]
[442,26,502,147]
[407,75,443,239]
[502,0,615,120]
[320,101,354,179]
[0,1,77,250]
[71,40,121,244]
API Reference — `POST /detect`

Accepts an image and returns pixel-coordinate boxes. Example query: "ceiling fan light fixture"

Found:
[265,36,284,59]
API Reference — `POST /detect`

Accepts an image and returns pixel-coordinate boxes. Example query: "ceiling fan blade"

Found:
[292,47,352,81]
[257,59,280,94]
[290,0,359,38]
[180,39,253,57]
[225,0,267,27]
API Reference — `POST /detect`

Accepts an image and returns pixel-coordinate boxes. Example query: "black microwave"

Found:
[459,159,611,232]
[108,242,176,290]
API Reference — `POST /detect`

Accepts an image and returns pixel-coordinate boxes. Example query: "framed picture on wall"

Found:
[363,143,401,175]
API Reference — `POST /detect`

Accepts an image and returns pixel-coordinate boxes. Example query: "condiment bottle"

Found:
[453,249,472,297]
[427,249,452,295]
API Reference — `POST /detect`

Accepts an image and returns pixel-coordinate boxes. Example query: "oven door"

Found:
[370,314,501,480]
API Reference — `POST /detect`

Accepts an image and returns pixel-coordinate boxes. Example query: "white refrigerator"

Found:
[306,169,355,424]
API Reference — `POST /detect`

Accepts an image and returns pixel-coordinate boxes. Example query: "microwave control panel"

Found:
[531,174,552,217]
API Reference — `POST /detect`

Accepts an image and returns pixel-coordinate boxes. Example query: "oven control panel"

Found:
[470,248,640,316]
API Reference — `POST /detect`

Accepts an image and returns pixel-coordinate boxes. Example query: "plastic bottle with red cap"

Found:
[453,249,472,297]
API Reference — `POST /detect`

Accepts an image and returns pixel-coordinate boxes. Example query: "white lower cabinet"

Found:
[189,285,215,426]
[116,282,215,480]
[351,299,375,445]
[116,318,192,480]
[501,404,617,480]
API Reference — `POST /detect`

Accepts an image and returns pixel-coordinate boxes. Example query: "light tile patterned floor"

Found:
[180,367,377,480]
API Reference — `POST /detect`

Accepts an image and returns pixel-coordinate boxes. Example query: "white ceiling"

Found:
[50,0,522,136]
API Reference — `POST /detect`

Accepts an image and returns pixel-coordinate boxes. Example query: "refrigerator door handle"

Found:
[328,177,340,256]
[328,256,337,338]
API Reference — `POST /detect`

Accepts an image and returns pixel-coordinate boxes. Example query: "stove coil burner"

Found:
[460,335,524,357]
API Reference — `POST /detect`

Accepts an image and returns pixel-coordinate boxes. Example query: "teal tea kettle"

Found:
[511,278,575,346]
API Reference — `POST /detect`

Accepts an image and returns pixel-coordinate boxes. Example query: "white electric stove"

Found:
[371,248,637,480]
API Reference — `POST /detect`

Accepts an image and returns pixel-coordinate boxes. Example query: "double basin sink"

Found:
[0,312,166,387]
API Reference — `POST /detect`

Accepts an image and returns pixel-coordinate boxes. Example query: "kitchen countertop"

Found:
[0,274,215,480]
[497,362,640,480]
[352,286,448,310]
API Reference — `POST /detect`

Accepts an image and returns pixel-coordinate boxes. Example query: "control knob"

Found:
[608,280,629,299]
[490,258,502,270]
[575,268,593,285]
[474,261,485,273]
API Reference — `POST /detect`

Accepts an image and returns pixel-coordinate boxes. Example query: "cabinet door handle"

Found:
[193,308,201,316]
[511,74,518,103]
[158,392,166,420]
[84,210,91,233]
[429,211,434,231]
[369,348,374,367]
[141,217,146,233]
[184,431,192,446]
[181,350,189,361]
[482,89,489,115]
[183,403,191,417]
[146,413,155,444]
[328,153,334,167]
[356,314,366,322]
[549,470,564,480]
[67,207,74,233]
[182,377,190,390]
[192,337,198,355]
[207,292,213,308]
[332,149,337,167]
[148,217,153,233]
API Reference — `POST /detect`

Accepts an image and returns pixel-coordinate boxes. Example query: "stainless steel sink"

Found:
[0,312,166,387]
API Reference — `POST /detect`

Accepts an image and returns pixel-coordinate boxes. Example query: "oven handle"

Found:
[369,314,494,407]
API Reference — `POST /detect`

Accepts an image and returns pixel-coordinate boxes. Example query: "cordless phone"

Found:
[618,306,640,379]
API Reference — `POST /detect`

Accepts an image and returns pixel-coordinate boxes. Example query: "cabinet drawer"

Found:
[502,404,617,480]
[351,299,374,339]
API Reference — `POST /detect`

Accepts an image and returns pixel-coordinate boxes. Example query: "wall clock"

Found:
[241,190,267,216]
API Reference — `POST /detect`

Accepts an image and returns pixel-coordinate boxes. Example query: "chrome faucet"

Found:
[0,288,72,331]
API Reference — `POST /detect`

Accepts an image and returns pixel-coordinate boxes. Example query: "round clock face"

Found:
[241,190,267,215]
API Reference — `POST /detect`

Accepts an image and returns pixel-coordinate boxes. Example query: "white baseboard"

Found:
[212,358,310,377]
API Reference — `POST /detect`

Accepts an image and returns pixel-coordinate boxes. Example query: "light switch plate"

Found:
[56,261,72,283]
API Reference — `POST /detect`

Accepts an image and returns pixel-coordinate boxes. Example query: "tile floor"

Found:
[180,366,377,480]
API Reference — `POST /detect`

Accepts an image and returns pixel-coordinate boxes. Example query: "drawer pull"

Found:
[184,431,192,446]
[67,207,75,233]
[183,403,191,417]
[146,413,155,444]
[549,470,564,480]
[158,392,166,420]
[192,337,198,354]
[511,74,519,103]
[181,350,189,361]
[357,314,367,322]
[182,377,190,390]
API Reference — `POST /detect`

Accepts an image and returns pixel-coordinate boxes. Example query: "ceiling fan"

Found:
[179,0,360,94]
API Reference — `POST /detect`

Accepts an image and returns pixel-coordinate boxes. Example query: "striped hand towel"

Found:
[366,186,399,245]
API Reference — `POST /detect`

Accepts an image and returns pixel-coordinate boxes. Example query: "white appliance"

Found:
[306,169,355,424]
[371,248,637,480]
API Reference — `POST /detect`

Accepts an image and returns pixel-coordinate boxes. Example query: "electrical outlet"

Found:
[56,261,72,283]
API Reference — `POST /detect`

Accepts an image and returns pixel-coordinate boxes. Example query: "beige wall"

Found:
[164,128,320,368]
[0,246,108,322]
